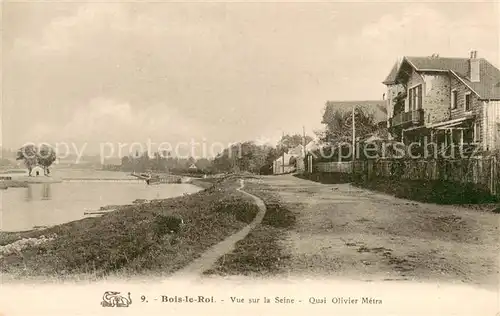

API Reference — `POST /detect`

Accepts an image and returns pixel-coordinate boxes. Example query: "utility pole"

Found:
[282,131,285,174]
[302,126,306,146]
[302,126,306,154]
[302,125,306,173]
[352,104,356,160]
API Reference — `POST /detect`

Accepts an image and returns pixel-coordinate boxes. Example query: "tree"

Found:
[278,134,313,152]
[150,151,168,172]
[121,156,132,171]
[16,144,38,176]
[211,142,272,174]
[265,147,282,166]
[213,148,236,173]
[195,158,212,173]
[321,104,378,145]
[37,144,56,175]
[238,142,270,173]
[187,156,196,166]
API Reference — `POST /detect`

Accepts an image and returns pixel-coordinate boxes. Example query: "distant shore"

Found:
[0,172,197,189]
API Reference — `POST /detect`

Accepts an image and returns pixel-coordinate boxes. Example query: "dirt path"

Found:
[246,175,500,290]
[171,179,266,279]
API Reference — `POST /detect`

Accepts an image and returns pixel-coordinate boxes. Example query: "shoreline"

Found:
[0,180,208,235]
[0,175,264,281]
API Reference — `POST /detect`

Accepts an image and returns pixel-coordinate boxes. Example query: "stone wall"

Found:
[422,74,451,124]
[450,76,484,144]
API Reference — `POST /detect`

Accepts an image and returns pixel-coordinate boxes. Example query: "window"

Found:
[474,123,480,142]
[417,85,422,109]
[408,84,423,111]
[464,128,474,144]
[451,89,458,109]
[451,129,461,144]
[465,93,472,111]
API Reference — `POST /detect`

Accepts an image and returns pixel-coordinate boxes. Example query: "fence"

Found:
[313,161,353,174]
[311,157,500,196]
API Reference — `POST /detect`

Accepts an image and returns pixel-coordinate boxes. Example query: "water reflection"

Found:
[2,181,202,232]
[25,185,33,201]
[24,184,52,201]
[42,184,52,200]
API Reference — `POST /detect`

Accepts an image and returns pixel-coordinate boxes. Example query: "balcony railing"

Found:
[390,109,424,127]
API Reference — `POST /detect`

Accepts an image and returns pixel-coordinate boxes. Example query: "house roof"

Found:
[382,62,400,84]
[384,56,500,100]
[274,153,294,164]
[324,100,387,124]
[305,140,320,152]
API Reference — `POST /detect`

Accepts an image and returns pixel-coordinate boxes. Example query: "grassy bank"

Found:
[0,176,260,281]
[352,177,498,205]
[190,177,220,189]
[297,172,499,205]
[205,181,296,276]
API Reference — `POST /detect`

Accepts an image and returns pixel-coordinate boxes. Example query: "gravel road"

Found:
[247,175,499,290]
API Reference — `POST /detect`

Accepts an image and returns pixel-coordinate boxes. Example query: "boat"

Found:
[145,178,161,185]
[130,171,161,185]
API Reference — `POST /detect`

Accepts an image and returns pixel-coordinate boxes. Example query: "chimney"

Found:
[469,50,480,82]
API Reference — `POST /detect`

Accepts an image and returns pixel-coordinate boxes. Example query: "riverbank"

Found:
[0,175,260,281]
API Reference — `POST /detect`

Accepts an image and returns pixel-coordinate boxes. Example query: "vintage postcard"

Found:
[0,0,499,315]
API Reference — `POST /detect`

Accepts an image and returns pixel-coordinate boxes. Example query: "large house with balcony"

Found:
[383,51,500,151]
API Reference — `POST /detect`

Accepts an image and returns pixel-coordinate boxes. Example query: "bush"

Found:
[295,172,352,184]
[212,195,259,224]
[262,203,296,228]
[353,178,498,204]
[153,214,185,238]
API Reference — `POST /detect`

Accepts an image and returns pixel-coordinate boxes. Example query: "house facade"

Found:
[273,144,306,174]
[383,51,500,151]
[272,153,296,174]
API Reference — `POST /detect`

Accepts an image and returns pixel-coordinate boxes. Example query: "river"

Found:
[0,169,202,232]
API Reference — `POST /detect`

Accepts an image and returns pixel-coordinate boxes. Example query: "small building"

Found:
[188,163,198,172]
[273,153,295,174]
[31,165,44,176]
[273,144,308,174]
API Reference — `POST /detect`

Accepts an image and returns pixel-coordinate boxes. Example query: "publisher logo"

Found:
[100,291,132,307]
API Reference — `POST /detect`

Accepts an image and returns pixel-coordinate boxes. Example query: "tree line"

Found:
[13,103,386,176]
[212,134,313,174]
[112,151,212,174]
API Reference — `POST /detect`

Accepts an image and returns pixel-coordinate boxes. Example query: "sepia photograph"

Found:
[0,0,499,315]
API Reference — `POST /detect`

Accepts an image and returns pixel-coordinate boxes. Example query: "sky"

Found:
[2,1,499,158]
